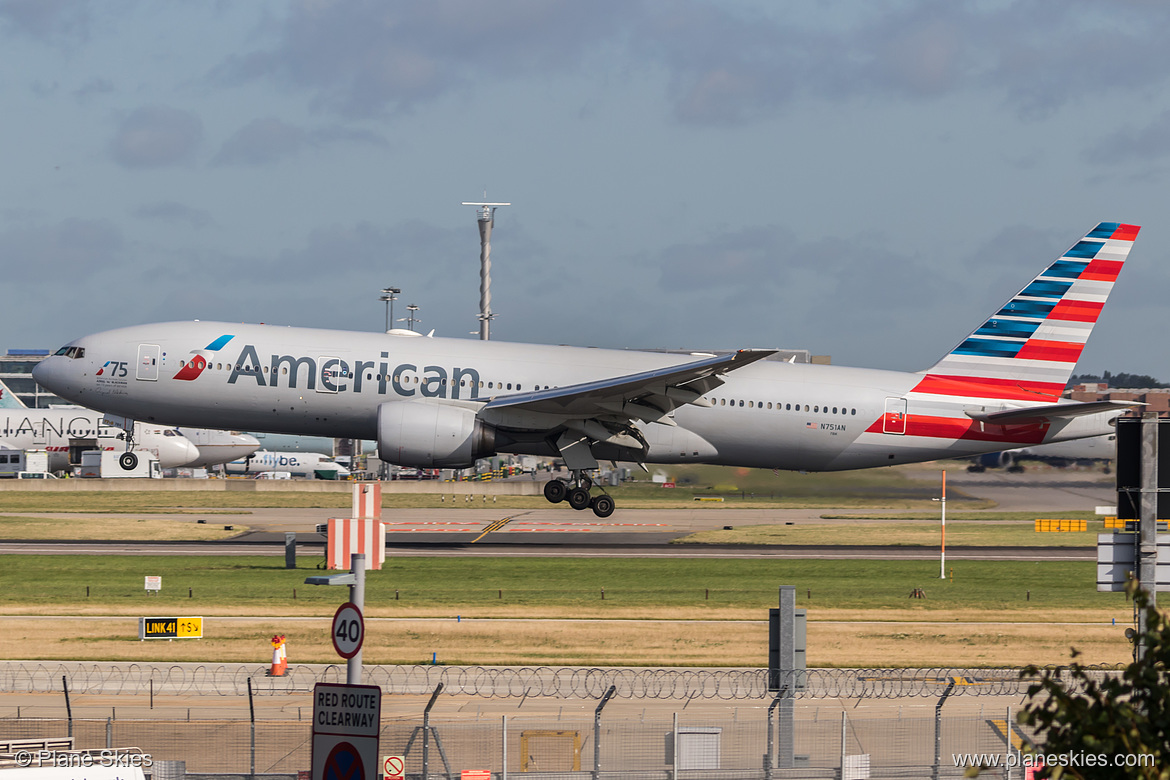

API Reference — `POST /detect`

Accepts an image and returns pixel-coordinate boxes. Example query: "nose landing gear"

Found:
[542,470,615,518]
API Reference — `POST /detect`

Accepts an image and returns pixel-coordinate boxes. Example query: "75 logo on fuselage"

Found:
[96,361,128,378]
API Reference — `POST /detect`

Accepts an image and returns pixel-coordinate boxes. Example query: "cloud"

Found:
[200,1,1170,129]
[74,77,113,101]
[109,105,203,169]
[134,201,212,230]
[0,0,90,42]
[211,117,388,166]
[0,218,124,283]
[212,117,306,166]
[1084,110,1170,165]
[214,0,627,118]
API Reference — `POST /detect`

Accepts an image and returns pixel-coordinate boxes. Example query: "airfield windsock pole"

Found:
[462,200,510,340]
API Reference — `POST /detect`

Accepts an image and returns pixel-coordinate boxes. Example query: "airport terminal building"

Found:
[0,349,63,408]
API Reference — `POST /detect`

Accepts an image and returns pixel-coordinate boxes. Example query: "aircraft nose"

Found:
[236,433,261,450]
[158,436,201,469]
[31,358,64,393]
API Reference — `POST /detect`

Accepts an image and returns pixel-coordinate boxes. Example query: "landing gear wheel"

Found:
[119,451,139,471]
[590,494,615,519]
[543,479,568,504]
[567,486,592,511]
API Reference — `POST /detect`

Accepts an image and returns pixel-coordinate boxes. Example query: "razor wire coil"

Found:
[0,662,1124,700]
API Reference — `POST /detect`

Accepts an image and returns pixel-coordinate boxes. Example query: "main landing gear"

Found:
[543,471,616,518]
[115,425,139,471]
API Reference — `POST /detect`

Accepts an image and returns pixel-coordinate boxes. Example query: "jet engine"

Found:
[377,401,496,468]
[967,450,1017,472]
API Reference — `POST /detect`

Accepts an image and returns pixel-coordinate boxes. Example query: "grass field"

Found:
[0,465,1127,666]
[0,554,1137,667]
[679,512,1102,547]
[0,555,1126,612]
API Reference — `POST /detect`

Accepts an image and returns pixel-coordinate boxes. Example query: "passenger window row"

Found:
[707,398,857,415]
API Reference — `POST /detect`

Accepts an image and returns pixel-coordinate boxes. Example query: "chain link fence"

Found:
[0,709,1042,779]
[0,661,1122,700]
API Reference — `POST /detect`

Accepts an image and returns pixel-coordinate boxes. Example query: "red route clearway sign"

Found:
[312,683,381,780]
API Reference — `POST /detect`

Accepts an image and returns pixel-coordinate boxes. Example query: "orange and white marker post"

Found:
[327,482,386,570]
[268,634,288,676]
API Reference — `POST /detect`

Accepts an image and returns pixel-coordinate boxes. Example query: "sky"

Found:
[3,0,1170,379]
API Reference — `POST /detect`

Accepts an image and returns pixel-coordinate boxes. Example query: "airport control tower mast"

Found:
[461,200,510,340]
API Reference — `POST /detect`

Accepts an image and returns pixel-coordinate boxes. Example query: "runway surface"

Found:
[0,466,1114,560]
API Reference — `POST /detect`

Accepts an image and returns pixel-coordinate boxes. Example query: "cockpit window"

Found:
[163,430,177,437]
[54,346,85,359]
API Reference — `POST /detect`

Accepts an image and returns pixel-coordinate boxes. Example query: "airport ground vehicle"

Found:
[77,450,162,478]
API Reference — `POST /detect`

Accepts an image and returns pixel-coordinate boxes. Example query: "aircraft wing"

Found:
[964,400,1141,425]
[482,349,775,424]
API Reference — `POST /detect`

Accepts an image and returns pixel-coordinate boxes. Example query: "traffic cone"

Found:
[267,634,288,677]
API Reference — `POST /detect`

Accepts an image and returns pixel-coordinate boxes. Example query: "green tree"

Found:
[1017,585,1170,779]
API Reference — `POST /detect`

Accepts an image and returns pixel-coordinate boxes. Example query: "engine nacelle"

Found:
[377,401,495,468]
[976,451,1015,470]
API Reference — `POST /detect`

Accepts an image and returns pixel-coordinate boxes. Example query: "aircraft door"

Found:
[137,344,161,381]
[883,397,908,435]
[318,357,344,394]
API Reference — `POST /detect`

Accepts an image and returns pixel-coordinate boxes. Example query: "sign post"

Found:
[307,554,380,780]
[306,553,367,685]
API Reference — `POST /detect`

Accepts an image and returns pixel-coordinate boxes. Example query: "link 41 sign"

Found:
[138,616,202,639]
[312,683,381,780]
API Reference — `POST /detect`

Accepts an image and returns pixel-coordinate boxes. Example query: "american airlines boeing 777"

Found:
[34,222,1141,516]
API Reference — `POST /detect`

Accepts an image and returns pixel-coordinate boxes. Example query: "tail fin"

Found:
[0,377,28,408]
[918,222,1140,402]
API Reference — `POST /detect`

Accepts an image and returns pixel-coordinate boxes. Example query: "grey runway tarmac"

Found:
[0,465,1115,559]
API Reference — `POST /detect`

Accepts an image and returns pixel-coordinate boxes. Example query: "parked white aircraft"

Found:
[176,427,262,468]
[0,379,198,471]
[34,223,1141,516]
[223,450,351,480]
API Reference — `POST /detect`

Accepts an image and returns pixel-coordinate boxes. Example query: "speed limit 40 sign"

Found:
[332,602,364,659]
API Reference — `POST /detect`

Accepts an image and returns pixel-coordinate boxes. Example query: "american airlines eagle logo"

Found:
[173,335,235,381]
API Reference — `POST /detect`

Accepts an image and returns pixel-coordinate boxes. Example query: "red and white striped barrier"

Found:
[326,518,386,570]
[352,481,382,520]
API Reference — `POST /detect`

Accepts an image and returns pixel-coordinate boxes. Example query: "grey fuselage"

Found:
[33,321,1114,473]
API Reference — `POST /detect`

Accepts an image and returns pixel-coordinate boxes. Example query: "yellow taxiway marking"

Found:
[469,514,522,543]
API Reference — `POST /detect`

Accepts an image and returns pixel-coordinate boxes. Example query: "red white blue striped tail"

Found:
[917,222,1140,402]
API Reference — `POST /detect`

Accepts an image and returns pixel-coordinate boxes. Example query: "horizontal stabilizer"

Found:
[965,399,1141,425]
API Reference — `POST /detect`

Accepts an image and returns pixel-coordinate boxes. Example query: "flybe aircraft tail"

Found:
[0,378,27,409]
[918,222,1140,402]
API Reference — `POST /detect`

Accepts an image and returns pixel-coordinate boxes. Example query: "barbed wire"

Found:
[0,662,1125,700]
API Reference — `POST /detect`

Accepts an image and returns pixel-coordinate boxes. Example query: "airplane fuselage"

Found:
[0,408,199,470]
[33,321,1114,473]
